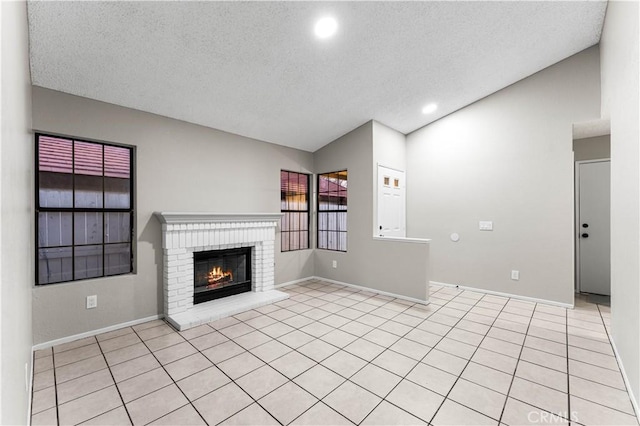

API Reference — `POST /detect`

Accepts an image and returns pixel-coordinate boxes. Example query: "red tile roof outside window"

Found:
[38,136,130,179]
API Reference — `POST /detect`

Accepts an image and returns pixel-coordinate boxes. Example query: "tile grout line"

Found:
[94,337,135,426]
[310,283,448,425]
[372,288,493,424]
[256,281,443,425]
[128,324,214,426]
[427,290,515,424]
[41,281,629,426]
[53,350,60,426]
[42,285,471,422]
[247,282,427,425]
[595,302,640,422]
[496,300,537,425]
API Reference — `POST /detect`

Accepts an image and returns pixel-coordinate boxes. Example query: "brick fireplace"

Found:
[154,212,289,330]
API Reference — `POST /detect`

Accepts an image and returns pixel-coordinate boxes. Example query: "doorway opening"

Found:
[573,133,611,302]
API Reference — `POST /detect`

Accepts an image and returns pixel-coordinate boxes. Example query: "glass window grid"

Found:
[317,170,347,252]
[280,170,310,252]
[35,133,134,285]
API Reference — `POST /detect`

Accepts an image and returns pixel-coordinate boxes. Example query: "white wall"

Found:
[0,1,34,423]
[31,87,314,344]
[600,0,640,408]
[406,46,601,305]
[314,122,429,302]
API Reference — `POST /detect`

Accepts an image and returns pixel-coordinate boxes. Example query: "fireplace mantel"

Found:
[155,212,283,225]
[154,212,288,330]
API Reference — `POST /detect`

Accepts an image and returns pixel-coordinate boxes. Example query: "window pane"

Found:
[281,233,290,251]
[104,145,131,208]
[39,172,73,208]
[291,212,301,232]
[339,232,347,251]
[318,212,328,231]
[317,170,347,252]
[338,212,347,232]
[38,212,72,247]
[38,247,72,284]
[281,170,289,209]
[290,232,300,251]
[327,231,337,251]
[74,212,103,245]
[75,245,103,279]
[75,141,104,208]
[105,212,131,243]
[328,212,336,230]
[280,170,310,252]
[38,136,73,208]
[105,243,131,276]
[75,175,104,208]
[301,231,309,249]
[318,230,327,249]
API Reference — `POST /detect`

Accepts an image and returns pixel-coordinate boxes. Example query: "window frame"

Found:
[35,132,135,285]
[317,170,348,252]
[280,170,311,252]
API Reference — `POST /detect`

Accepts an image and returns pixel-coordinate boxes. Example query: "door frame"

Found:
[574,158,610,294]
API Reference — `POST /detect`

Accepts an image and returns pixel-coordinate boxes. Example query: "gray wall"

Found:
[405,46,601,305]
[601,0,640,407]
[573,135,611,161]
[31,87,314,344]
[1,1,34,423]
[314,122,429,301]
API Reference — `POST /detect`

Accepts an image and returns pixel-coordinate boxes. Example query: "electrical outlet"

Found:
[86,295,97,309]
[511,270,520,281]
[332,260,337,269]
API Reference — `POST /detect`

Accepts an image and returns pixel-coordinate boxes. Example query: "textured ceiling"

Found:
[28,1,607,152]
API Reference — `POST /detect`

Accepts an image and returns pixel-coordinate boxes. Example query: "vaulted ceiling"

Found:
[28,1,607,152]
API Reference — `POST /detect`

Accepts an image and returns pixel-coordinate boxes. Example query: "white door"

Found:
[577,160,611,295]
[377,165,406,237]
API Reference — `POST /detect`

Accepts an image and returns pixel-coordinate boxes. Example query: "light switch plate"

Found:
[511,270,520,280]
[479,221,493,231]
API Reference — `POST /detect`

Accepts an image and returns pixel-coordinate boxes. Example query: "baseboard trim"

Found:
[275,276,316,288]
[430,281,574,309]
[610,338,640,418]
[312,276,429,305]
[32,314,164,351]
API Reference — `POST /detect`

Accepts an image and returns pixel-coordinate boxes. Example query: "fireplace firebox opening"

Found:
[194,247,252,304]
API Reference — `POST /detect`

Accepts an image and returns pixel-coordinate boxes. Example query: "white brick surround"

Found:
[154,212,288,330]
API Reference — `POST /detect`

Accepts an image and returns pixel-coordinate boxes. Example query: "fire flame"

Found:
[208,267,232,283]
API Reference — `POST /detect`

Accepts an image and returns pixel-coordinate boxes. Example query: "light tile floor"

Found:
[31,281,639,425]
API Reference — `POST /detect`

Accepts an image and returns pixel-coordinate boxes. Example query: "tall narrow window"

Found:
[317,170,347,251]
[280,170,310,252]
[36,134,134,285]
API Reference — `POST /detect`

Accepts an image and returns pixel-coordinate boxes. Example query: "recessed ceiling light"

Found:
[315,17,338,39]
[422,103,438,114]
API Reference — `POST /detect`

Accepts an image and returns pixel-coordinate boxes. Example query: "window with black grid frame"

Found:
[280,170,310,252]
[36,134,134,285]
[317,170,347,251]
